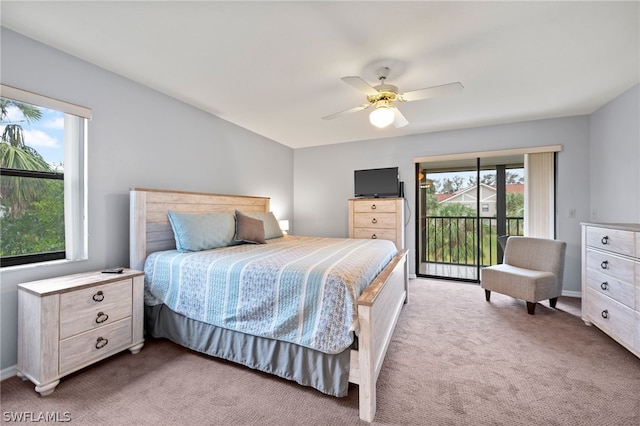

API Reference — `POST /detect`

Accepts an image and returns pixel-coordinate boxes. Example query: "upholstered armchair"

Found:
[481,236,567,315]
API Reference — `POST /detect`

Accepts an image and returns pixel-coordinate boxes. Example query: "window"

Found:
[481,204,489,213]
[0,84,89,267]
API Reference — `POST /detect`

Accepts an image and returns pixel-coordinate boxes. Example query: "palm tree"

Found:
[0,98,53,217]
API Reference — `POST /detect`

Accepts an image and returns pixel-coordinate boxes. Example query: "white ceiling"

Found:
[1,1,638,149]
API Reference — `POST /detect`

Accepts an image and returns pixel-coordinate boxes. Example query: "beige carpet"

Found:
[2,279,639,425]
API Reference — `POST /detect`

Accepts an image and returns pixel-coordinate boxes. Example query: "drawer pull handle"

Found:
[95,312,109,324]
[92,291,104,302]
[601,309,609,319]
[371,204,376,210]
[372,218,377,224]
[600,260,608,270]
[95,337,109,349]
[601,236,609,245]
[600,282,609,291]
[371,234,378,239]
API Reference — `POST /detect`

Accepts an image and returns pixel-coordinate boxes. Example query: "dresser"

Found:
[581,223,639,358]
[17,269,145,395]
[349,198,405,250]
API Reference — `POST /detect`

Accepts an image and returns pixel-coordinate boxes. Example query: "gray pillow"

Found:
[237,211,284,239]
[234,211,266,244]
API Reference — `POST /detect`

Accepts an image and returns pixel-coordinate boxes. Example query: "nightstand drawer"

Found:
[59,317,132,374]
[354,213,396,229]
[60,279,132,339]
[353,228,396,242]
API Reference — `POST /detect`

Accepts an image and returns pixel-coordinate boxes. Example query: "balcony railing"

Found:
[421,216,524,267]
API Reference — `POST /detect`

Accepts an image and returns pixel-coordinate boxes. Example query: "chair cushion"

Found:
[481,264,558,302]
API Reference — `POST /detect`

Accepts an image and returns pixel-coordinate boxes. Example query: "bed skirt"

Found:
[144,304,352,397]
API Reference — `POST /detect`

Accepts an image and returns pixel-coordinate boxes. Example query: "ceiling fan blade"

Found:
[400,82,464,103]
[322,103,372,120]
[392,107,409,128]
[341,76,379,96]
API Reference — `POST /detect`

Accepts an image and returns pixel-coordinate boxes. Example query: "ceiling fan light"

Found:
[369,105,395,128]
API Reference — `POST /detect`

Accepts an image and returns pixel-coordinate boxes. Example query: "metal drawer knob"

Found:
[600,260,609,270]
[92,291,104,302]
[95,311,109,324]
[371,234,377,239]
[600,282,609,291]
[601,236,609,245]
[95,337,109,349]
[372,218,377,224]
[371,204,376,210]
[601,309,609,319]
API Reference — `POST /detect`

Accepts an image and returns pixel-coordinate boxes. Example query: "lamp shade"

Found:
[278,219,289,234]
[369,105,395,128]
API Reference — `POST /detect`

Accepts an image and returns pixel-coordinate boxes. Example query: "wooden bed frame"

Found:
[129,188,408,422]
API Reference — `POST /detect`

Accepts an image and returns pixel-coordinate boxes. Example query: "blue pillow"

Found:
[167,211,236,252]
[237,211,284,239]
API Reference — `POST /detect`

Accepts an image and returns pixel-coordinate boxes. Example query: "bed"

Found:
[129,188,408,422]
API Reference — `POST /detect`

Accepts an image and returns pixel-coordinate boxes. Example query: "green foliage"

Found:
[1,179,65,256]
[434,202,477,217]
[421,169,525,269]
[506,193,524,217]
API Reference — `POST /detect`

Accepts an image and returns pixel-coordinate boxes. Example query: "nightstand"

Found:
[17,269,145,395]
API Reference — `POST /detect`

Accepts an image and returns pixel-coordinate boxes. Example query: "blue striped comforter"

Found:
[144,236,397,354]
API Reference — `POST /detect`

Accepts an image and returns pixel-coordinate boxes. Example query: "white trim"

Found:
[64,115,88,261]
[0,84,92,119]
[413,145,562,164]
[1,364,17,381]
[562,290,582,298]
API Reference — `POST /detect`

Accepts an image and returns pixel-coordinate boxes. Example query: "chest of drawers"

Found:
[17,269,145,395]
[349,198,405,250]
[581,223,639,358]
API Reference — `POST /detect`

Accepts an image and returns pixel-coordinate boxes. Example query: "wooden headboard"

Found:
[129,188,271,271]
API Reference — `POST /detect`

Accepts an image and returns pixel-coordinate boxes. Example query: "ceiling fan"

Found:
[322,66,463,129]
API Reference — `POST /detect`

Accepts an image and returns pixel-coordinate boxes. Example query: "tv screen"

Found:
[354,167,399,198]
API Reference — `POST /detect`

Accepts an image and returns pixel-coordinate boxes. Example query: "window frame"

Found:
[0,84,90,268]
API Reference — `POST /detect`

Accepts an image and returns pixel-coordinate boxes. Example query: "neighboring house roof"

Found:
[436,183,524,204]
[506,183,524,194]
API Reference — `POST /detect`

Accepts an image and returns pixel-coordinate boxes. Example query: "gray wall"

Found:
[0,28,293,371]
[590,84,640,223]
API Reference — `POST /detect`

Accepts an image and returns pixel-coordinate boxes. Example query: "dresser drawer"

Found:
[59,317,133,374]
[585,249,636,284]
[354,212,396,229]
[352,200,397,213]
[586,226,636,257]
[60,279,132,339]
[586,268,635,309]
[353,228,396,242]
[585,287,635,347]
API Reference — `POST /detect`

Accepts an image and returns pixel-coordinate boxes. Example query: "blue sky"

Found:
[1,103,65,167]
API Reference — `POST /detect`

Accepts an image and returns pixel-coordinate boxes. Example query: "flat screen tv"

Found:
[354,167,399,198]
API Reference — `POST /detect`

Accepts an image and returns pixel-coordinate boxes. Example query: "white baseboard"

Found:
[562,290,581,298]
[1,365,17,381]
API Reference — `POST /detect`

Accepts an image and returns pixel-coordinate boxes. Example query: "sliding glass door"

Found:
[417,155,525,282]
